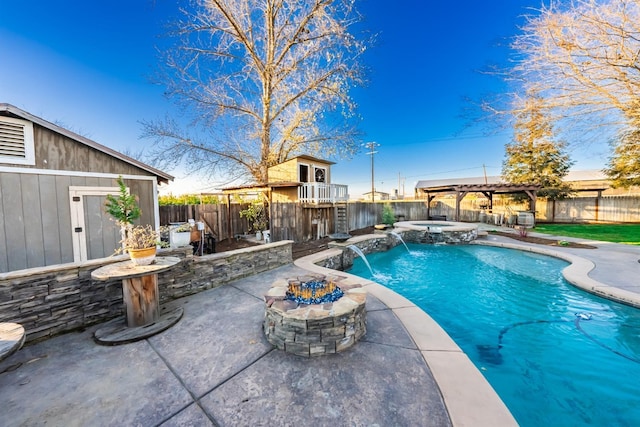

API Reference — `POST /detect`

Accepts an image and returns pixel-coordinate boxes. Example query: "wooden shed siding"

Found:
[0,174,6,271]
[40,174,62,266]
[22,173,46,268]
[55,175,74,265]
[0,172,156,273]
[268,161,297,182]
[267,158,333,183]
[31,125,151,177]
[272,187,298,202]
[1,173,26,271]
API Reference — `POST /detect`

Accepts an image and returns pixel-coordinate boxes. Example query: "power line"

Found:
[379,131,511,148]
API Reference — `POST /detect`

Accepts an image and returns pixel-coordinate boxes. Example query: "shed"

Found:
[0,103,173,273]
[222,155,349,241]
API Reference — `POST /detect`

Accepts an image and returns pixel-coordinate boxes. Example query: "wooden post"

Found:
[122,274,159,327]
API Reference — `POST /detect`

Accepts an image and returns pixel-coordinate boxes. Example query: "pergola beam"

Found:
[419,183,541,222]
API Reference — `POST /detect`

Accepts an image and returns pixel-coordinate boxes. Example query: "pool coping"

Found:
[294,244,519,427]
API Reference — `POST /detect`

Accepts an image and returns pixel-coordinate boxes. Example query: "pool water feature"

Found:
[388,231,410,253]
[347,243,640,427]
[345,244,374,276]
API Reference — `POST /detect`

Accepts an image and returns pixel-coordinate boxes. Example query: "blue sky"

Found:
[0,0,607,197]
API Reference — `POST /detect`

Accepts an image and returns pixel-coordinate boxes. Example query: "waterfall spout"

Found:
[389,231,410,253]
[346,245,374,276]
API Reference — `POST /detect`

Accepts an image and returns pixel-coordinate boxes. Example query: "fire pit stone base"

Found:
[263,277,366,357]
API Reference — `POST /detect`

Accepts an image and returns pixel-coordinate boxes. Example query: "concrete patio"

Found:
[2,227,639,426]
[1,264,465,426]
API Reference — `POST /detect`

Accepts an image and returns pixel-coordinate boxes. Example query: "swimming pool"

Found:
[348,243,640,427]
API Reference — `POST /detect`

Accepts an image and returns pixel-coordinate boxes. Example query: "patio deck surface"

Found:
[1,225,639,426]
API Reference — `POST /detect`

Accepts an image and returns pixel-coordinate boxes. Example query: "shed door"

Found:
[69,187,121,262]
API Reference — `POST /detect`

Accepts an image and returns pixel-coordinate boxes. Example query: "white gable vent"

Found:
[0,116,35,165]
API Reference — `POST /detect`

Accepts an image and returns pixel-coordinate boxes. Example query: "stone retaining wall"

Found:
[401,228,477,244]
[0,242,293,343]
[324,234,397,271]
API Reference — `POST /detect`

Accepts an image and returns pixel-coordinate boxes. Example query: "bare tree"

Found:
[143,0,369,184]
[509,0,640,186]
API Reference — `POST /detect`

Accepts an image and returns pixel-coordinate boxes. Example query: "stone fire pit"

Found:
[263,275,366,357]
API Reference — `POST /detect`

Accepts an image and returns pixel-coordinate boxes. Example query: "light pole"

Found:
[364,142,379,202]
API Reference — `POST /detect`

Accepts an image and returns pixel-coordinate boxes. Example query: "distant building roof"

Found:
[564,170,607,181]
[0,103,174,184]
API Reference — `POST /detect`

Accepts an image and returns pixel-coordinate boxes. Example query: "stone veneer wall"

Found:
[324,233,398,271]
[263,279,367,357]
[319,228,475,271]
[0,242,293,343]
[401,228,477,244]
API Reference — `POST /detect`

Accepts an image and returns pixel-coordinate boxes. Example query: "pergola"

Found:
[415,181,541,222]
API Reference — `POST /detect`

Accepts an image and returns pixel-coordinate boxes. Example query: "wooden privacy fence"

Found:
[159,203,252,241]
[159,195,640,243]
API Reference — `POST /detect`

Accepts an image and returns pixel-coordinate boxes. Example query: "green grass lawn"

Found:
[534,223,640,245]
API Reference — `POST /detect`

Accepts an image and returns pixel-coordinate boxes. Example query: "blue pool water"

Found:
[348,244,640,427]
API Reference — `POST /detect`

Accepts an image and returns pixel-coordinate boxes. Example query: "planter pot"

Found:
[256,231,263,240]
[128,247,157,266]
[171,230,192,248]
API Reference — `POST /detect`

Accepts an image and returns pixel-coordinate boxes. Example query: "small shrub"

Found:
[381,203,395,226]
[517,226,529,237]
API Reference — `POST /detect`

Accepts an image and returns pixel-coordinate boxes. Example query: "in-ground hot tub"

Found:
[394,220,478,244]
[263,275,366,357]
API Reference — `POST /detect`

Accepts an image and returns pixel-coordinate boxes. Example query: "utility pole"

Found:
[364,142,379,202]
[397,172,406,199]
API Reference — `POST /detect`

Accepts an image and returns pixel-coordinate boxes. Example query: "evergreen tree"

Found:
[604,99,640,188]
[605,127,640,188]
[502,94,574,201]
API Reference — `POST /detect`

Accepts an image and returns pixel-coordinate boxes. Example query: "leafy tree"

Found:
[507,0,640,186]
[502,94,574,200]
[144,0,369,185]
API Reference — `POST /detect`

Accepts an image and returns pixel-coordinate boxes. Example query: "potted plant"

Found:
[239,200,268,240]
[105,176,163,265]
[122,224,163,265]
[170,222,192,247]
